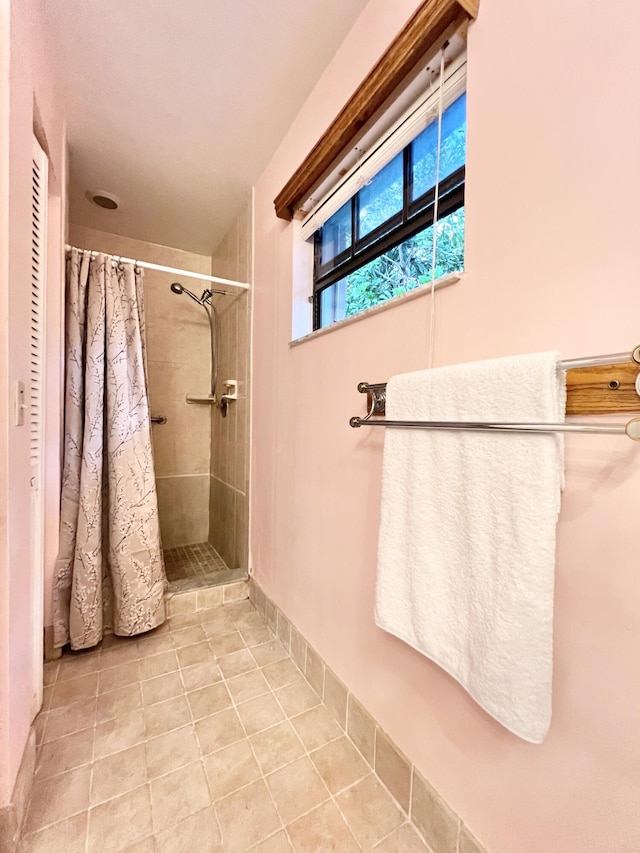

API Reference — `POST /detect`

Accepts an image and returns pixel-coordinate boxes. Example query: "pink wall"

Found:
[251,1,640,850]
[0,0,66,806]
[0,0,12,809]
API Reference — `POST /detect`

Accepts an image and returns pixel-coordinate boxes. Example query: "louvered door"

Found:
[30,136,48,717]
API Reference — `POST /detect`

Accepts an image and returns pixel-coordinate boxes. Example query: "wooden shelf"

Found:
[565,362,640,414]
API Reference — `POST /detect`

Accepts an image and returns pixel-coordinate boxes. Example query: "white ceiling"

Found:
[42,0,370,256]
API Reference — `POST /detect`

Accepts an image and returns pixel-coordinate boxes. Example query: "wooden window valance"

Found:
[273,0,479,222]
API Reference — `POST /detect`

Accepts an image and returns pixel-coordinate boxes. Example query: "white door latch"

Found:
[14,381,27,426]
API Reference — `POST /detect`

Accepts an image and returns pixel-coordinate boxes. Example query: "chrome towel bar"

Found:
[350,347,640,441]
[350,414,640,440]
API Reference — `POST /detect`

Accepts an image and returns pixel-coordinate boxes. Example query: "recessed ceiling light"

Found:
[86,190,120,210]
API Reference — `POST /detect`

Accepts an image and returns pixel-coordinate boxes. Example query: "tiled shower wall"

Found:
[208,193,252,570]
[68,226,212,549]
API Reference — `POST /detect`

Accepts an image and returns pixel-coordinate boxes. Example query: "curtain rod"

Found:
[65,244,250,290]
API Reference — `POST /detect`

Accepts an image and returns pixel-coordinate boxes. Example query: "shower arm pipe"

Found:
[65,245,249,290]
[206,301,219,401]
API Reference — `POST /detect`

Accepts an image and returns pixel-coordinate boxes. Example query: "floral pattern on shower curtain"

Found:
[53,249,166,650]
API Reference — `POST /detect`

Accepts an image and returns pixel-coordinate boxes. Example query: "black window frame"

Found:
[312,128,466,331]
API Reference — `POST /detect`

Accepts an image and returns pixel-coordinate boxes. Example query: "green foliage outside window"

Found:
[314,93,466,328]
[342,208,465,318]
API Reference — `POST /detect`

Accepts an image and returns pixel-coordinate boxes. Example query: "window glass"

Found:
[318,208,465,328]
[320,202,351,266]
[411,93,466,201]
[313,78,466,331]
[319,277,346,326]
[358,153,403,239]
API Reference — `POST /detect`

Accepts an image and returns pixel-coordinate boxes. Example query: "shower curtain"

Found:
[53,249,166,650]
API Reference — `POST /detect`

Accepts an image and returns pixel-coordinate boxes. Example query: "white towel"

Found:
[375,352,565,743]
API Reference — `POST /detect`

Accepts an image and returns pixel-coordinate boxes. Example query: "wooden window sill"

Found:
[289,271,462,347]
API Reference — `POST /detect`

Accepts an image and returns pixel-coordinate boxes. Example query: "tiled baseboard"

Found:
[43,580,250,663]
[166,578,249,617]
[249,578,489,853]
[0,727,36,853]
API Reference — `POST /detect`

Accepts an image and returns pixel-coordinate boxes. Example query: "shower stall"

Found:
[68,193,253,596]
[161,278,248,590]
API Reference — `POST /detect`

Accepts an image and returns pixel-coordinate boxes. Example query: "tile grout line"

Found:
[171,627,226,850]
[251,582,435,852]
[286,668,386,851]
[255,580,490,853]
[196,606,363,849]
[221,635,290,848]
[257,649,364,851]
[84,671,99,853]
[213,626,365,850]
[218,609,298,843]
[240,627,369,852]
[26,591,414,852]
[245,637,333,852]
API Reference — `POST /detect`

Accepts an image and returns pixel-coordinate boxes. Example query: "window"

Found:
[312,90,466,330]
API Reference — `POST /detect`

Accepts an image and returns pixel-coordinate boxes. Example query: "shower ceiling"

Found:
[41,0,370,255]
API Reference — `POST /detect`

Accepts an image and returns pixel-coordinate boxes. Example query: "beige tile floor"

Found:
[21,599,430,852]
[163,543,246,593]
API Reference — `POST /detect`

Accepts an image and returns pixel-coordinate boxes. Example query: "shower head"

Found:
[170,281,206,305]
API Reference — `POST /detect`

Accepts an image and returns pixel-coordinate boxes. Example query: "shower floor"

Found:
[163,542,246,592]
